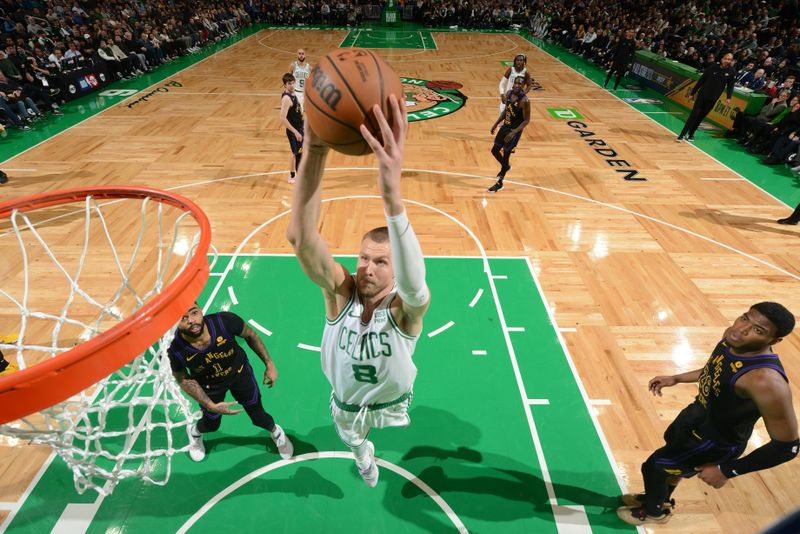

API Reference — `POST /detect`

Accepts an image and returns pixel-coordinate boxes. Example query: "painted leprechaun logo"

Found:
[402,78,467,122]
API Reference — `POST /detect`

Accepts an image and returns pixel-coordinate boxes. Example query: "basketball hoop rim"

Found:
[0,186,212,425]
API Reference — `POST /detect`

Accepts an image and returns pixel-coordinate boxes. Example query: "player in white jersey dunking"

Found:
[290,48,311,112]
[287,95,430,488]
[498,54,532,116]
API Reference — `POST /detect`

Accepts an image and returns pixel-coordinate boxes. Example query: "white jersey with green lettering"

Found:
[321,281,418,407]
[292,60,311,93]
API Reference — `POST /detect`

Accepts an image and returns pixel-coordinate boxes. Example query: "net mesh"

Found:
[0,193,213,495]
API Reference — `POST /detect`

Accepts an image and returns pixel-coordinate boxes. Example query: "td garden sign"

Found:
[402,78,467,122]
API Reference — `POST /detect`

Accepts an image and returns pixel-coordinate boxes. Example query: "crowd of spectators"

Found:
[530,0,800,173]
[245,0,531,29]
[3,0,800,174]
[0,0,251,134]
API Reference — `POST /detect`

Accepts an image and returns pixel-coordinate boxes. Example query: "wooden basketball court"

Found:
[1,28,799,533]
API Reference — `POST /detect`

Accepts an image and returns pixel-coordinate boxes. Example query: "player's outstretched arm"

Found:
[361,95,430,334]
[286,122,349,296]
[173,370,242,414]
[696,369,799,488]
[648,368,702,396]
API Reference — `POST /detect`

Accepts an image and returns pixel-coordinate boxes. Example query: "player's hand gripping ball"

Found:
[305,48,405,156]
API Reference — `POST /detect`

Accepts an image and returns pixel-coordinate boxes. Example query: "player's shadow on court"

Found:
[379,406,627,532]
[204,431,318,458]
[682,208,800,237]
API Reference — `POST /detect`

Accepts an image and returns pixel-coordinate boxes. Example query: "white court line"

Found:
[163,91,281,96]
[297,343,320,352]
[471,350,487,355]
[590,399,613,405]
[473,96,617,101]
[390,33,519,62]
[491,275,507,280]
[208,272,223,277]
[700,177,747,181]
[0,502,18,511]
[468,288,483,308]
[552,505,592,533]
[506,326,526,332]
[642,111,681,114]
[176,452,467,534]
[525,35,792,209]
[427,321,455,337]
[52,502,102,534]
[527,399,550,405]
[0,451,56,532]
[248,319,272,337]
[173,167,799,281]
[227,286,238,305]
[524,257,633,505]
[559,327,577,333]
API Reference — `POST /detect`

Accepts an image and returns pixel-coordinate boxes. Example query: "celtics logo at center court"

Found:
[403,78,467,122]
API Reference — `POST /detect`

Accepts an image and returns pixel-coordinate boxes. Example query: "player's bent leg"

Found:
[231,366,294,459]
[331,401,379,487]
[334,418,379,487]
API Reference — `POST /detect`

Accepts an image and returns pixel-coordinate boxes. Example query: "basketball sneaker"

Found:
[488,179,504,192]
[270,424,294,459]
[356,441,379,488]
[616,505,672,526]
[187,423,206,462]
[620,493,675,509]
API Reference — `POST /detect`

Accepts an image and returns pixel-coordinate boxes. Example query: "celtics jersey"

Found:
[292,60,311,93]
[508,66,528,85]
[321,281,418,407]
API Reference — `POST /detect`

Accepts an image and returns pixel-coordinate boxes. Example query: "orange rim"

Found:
[0,187,211,424]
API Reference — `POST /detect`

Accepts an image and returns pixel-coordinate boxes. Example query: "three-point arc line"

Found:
[468,289,483,308]
[248,319,272,337]
[427,321,455,337]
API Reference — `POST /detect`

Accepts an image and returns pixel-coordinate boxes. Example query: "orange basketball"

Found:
[305,48,404,156]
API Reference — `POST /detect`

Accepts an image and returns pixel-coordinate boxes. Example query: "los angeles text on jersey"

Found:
[337,327,394,361]
[204,347,235,362]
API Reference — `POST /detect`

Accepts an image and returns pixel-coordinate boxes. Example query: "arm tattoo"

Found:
[175,373,213,408]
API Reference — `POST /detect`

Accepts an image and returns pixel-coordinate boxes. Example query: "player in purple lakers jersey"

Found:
[169,303,294,461]
[619,302,798,526]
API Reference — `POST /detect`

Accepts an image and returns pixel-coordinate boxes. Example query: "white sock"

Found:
[270,426,282,438]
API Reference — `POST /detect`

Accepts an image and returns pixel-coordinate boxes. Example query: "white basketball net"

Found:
[0,194,213,495]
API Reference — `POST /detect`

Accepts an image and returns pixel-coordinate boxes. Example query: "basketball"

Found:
[305,48,404,156]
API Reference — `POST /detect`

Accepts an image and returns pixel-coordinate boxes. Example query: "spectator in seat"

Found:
[729,90,790,139]
[0,71,44,124]
[762,127,800,165]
